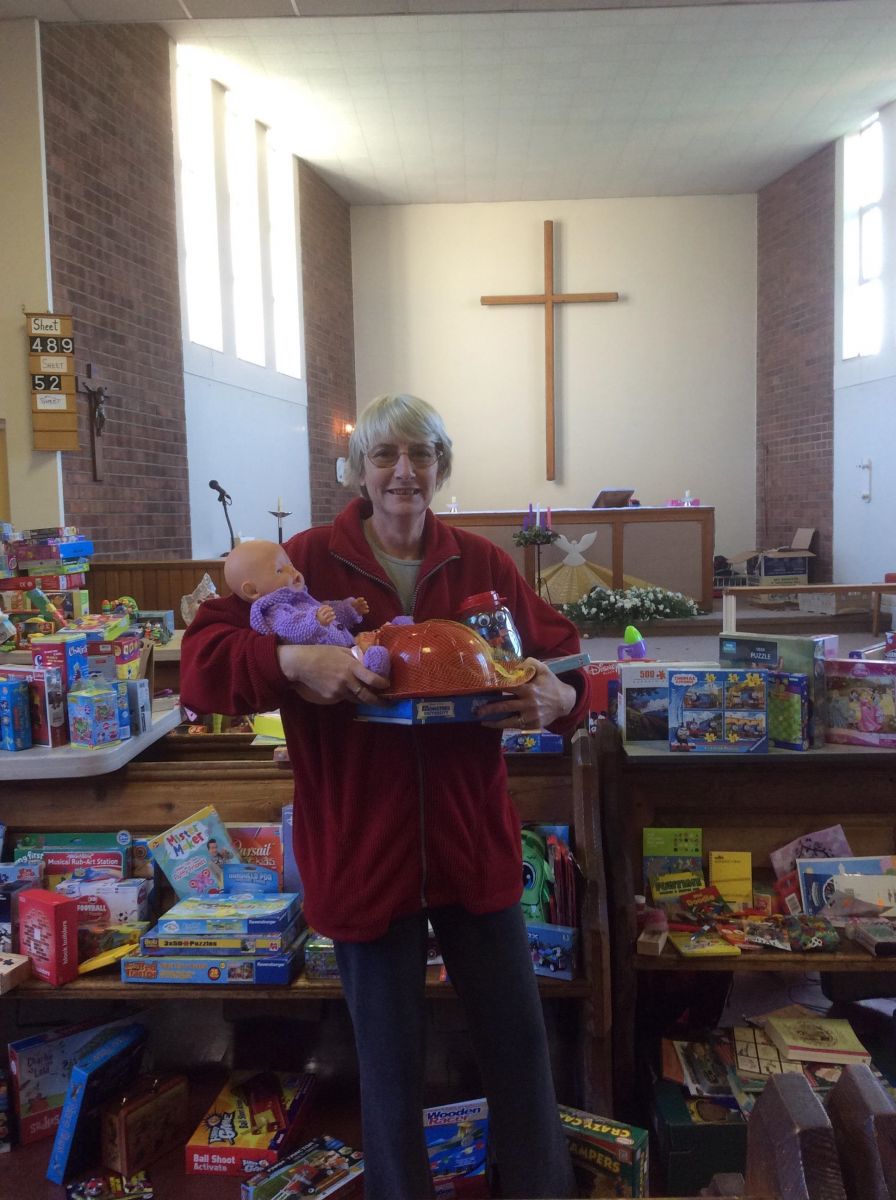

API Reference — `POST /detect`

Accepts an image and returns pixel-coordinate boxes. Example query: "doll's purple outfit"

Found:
[250,585,391,675]
[250,585,361,647]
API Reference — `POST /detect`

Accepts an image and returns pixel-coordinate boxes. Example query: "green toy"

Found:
[521,829,554,922]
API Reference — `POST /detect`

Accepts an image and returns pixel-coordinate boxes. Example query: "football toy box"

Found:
[147,805,239,897]
[185,1070,315,1176]
[559,1104,649,1197]
[423,1097,489,1198]
[55,877,151,926]
[718,631,837,746]
[668,669,768,753]
[824,659,896,748]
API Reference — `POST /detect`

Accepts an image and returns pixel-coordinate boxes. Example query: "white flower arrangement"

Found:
[560,584,701,629]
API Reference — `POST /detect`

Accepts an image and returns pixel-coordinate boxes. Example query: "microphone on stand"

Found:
[209,479,235,550]
[209,479,231,503]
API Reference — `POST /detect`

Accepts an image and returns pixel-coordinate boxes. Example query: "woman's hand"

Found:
[477,659,576,731]
[276,644,390,706]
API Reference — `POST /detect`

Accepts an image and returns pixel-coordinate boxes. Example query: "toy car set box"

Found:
[525,920,577,980]
[559,1103,649,1197]
[668,669,769,753]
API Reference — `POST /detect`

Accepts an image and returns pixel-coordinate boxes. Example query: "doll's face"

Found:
[225,541,303,602]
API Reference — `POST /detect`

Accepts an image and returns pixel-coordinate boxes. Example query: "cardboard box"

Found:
[768,670,811,751]
[120,937,304,986]
[617,661,715,744]
[0,952,31,995]
[240,1134,364,1200]
[559,1104,649,1197]
[0,679,31,750]
[29,630,89,691]
[67,681,120,748]
[797,591,871,616]
[730,528,816,591]
[651,1080,746,1197]
[668,668,769,753]
[86,633,143,681]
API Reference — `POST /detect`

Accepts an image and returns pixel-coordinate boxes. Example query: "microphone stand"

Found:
[217,493,236,552]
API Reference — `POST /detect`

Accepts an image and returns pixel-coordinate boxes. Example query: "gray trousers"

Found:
[334,903,577,1200]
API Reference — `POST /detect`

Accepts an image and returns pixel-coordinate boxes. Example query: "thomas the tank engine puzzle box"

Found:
[668,669,768,753]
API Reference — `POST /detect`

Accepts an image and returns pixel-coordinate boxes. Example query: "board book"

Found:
[763,1015,871,1065]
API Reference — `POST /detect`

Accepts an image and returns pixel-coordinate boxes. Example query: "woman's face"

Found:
[361,433,440,523]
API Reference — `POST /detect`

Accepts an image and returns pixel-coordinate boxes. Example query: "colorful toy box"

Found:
[17,537,94,563]
[559,1103,649,1197]
[14,831,131,889]
[668,669,769,753]
[44,588,90,620]
[126,677,151,734]
[768,671,810,750]
[86,633,143,681]
[525,920,577,980]
[0,678,31,750]
[66,682,120,748]
[7,1016,140,1144]
[0,663,67,746]
[185,1070,315,1176]
[618,661,716,744]
[55,877,151,927]
[0,879,32,952]
[152,892,303,935]
[147,805,239,898]
[29,631,89,692]
[226,823,284,892]
[355,691,501,725]
[304,933,339,980]
[585,661,620,730]
[241,1134,364,1200]
[423,1097,489,1198]
[824,659,896,748]
[500,730,563,754]
[718,632,837,747]
[61,611,131,642]
[18,888,79,986]
[280,802,304,902]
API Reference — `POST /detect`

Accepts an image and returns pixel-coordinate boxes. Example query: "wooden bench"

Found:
[722,583,896,636]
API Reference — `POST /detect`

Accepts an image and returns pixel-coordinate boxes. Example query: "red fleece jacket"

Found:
[180,498,588,941]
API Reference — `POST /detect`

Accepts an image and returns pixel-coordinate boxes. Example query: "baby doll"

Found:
[223,540,391,676]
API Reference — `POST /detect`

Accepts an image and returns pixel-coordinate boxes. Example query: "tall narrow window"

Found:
[177,63,223,352]
[174,46,303,379]
[842,114,884,360]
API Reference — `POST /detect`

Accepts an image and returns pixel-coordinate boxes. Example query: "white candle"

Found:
[535,502,541,528]
[277,496,283,512]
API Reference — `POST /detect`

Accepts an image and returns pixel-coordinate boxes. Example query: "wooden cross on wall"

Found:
[481,220,619,481]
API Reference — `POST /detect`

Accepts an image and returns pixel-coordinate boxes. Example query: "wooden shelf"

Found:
[13,966,592,1002]
[635,947,891,972]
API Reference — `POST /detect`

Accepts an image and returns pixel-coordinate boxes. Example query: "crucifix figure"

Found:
[481,220,619,481]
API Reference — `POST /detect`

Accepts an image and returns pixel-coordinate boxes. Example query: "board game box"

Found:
[423,1097,489,1198]
[153,893,302,934]
[559,1104,649,1197]
[185,1071,316,1176]
[241,1134,364,1200]
[120,934,305,986]
[140,917,302,957]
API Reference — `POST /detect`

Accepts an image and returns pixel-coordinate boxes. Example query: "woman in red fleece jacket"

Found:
[180,394,588,1200]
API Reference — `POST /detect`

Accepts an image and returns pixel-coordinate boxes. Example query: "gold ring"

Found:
[354,683,363,698]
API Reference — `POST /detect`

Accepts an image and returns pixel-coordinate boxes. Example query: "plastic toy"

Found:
[617,624,647,660]
[521,829,553,922]
[224,540,391,676]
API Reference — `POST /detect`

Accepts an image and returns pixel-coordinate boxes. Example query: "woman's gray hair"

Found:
[343,394,453,493]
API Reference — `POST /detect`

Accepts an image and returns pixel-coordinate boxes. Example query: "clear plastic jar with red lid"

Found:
[456,591,524,665]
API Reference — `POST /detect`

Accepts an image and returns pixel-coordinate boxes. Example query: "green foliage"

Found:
[513,526,558,548]
[561,584,701,629]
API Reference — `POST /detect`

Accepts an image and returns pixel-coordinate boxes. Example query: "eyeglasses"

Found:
[366,443,442,469]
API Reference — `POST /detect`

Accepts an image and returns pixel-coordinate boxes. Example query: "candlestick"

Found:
[546,506,552,530]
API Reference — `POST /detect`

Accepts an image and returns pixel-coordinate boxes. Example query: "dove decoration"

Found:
[554,532,597,567]
[539,528,655,604]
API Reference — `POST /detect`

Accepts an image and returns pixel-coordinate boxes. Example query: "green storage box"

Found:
[651,1079,746,1196]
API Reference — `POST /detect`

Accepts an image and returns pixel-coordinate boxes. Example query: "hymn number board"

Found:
[26,313,80,452]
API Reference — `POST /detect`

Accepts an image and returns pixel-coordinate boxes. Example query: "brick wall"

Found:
[756,144,835,581]
[298,161,357,528]
[41,24,190,559]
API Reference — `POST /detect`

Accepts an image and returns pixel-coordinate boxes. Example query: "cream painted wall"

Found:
[352,197,757,558]
[0,20,63,527]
